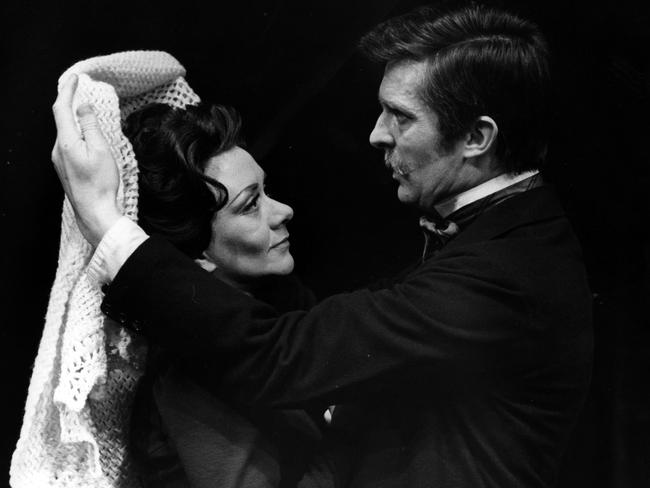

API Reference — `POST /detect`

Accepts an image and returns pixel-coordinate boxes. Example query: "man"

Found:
[52,4,593,487]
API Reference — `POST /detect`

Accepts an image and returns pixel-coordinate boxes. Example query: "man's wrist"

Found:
[87,216,149,285]
[82,204,122,248]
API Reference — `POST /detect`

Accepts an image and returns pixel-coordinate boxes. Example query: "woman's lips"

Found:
[271,236,290,250]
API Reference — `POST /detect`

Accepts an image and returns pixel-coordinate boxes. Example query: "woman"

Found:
[123,102,333,487]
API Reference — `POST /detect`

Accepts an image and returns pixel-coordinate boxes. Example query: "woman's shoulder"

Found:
[252,274,317,312]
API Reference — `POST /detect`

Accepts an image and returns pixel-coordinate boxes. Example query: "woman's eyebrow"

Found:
[229,183,259,209]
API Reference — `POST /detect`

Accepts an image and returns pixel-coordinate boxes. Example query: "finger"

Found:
[52,73,81,146]
[50,142,70,191]
[77,104,107,149]
[51,140,59,167]
[51,139,65,172]
[51,141,65,178]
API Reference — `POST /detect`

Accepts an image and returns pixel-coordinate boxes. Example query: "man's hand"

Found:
[51,73,121,247]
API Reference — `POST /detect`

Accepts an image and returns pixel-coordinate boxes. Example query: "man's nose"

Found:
[270,198,293,228]
[369,112,393,149]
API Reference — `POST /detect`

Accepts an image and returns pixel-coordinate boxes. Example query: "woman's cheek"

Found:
[229,228,271,265]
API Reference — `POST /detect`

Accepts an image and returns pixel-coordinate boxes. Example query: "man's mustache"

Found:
[385,153,415,177]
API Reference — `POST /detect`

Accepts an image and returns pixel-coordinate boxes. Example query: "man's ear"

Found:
[462,116,498,159]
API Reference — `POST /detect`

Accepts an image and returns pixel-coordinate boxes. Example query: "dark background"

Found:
[1,0,648,486]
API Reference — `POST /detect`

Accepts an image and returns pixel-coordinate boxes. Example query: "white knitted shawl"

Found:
[10,51,200,488]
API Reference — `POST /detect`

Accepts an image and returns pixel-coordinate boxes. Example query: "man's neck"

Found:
[434,170,540,219]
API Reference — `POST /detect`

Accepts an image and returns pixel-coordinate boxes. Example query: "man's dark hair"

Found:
[360,3,550,173]
[123,102,244,258]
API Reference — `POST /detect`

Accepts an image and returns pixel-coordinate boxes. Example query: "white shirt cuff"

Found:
[87,216,149,285]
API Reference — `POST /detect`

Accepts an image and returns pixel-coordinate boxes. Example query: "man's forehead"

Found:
[378,59,429,109]
[384,57,428,74]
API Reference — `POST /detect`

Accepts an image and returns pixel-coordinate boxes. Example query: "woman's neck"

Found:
[209,268,254,296]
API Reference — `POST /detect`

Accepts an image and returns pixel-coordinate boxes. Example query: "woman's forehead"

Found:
[205,147,264,191]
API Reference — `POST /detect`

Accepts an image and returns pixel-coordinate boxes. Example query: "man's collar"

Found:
[434,169,540,219]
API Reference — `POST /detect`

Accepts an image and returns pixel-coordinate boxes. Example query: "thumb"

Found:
[77,104,106,148]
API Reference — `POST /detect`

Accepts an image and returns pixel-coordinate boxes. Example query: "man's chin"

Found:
[397,185,416,206]
[397,183,413,203]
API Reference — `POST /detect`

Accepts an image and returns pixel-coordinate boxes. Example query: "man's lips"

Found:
[385,158,399,177]
[389,164,408,178]
[385,154,410,177]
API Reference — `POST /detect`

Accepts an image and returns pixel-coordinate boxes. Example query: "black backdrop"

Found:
[1,0,649,486]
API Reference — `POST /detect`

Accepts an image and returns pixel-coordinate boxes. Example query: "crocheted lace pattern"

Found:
[10,51,200,488]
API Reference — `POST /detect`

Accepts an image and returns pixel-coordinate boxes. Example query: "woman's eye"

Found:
[243,194,260,212]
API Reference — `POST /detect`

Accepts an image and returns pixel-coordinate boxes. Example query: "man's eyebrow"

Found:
[229,183,259,208]
[378,96,415,116]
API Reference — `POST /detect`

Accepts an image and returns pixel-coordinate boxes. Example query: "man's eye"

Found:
[394,111,409,124]
[243,194,260,212]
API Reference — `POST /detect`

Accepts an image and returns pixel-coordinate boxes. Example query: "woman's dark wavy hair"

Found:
[125,102,245,483]
[360,2,550,173]
[123,102,244,258]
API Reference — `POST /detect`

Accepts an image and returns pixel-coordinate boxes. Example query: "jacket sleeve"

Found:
[102,237,528,408]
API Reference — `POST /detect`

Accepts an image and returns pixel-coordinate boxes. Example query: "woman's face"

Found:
[203,146,294,286]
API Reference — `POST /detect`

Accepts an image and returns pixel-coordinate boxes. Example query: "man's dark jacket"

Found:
[103,186,593,488]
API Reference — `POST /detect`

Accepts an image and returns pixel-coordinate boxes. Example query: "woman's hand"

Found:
[51,73,121,247]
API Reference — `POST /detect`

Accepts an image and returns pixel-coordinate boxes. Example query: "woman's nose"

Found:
[270,198,293,227]
[369,112,394,149]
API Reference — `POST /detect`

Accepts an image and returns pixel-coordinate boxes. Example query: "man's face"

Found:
[369,59,466,211]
